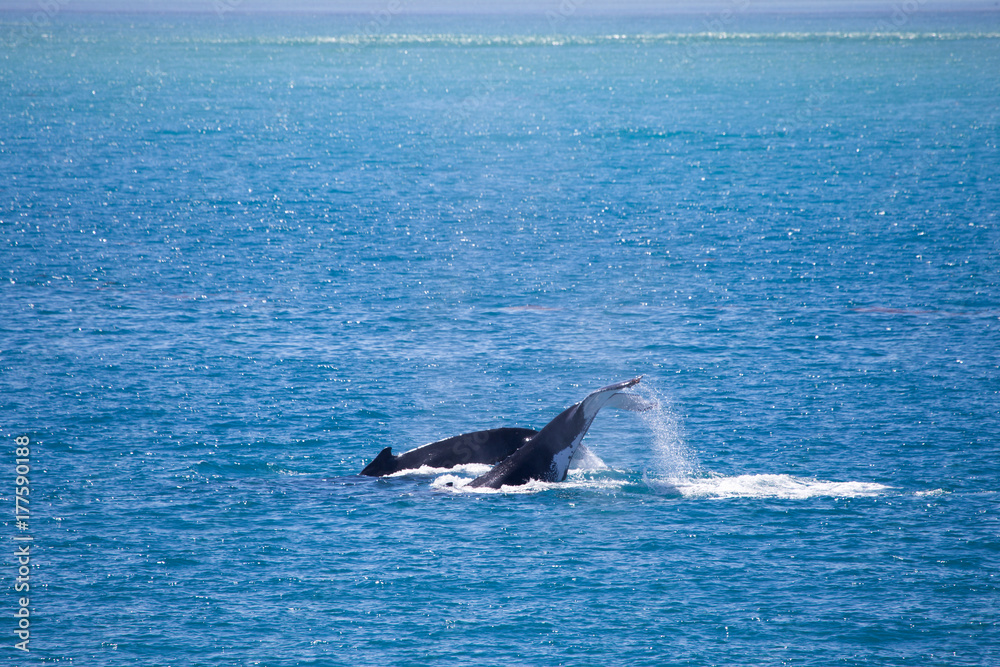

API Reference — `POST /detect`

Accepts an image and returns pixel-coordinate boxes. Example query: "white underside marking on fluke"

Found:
[549,445,575,480]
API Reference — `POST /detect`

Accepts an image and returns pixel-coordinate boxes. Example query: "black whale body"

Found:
[360,427,537,477]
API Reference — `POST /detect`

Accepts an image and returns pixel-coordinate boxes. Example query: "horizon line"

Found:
[2,4,1000,17]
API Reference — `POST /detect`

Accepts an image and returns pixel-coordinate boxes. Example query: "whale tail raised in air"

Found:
[360,377,653,487]
[468,377,649,489]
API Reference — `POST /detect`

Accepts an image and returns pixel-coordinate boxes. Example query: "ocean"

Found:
[1,9,999,665]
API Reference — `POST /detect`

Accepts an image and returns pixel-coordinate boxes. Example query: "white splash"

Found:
[568,444,609,471]
[387,463,493,478]
[431,469,627,495]
[635,382,697,480]
[649,473,892,499]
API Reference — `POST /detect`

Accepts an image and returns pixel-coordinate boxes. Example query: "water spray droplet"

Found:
[636,381,697,482]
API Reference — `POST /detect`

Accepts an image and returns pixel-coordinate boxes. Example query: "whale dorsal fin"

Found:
[360,446,396,477]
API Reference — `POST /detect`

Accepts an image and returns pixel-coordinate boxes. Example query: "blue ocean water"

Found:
[2,10,1000,665]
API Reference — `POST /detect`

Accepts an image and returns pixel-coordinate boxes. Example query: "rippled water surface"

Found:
[2,11,999,666]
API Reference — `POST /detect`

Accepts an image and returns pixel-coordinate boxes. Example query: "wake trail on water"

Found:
[647,473,892,499]
[635,380,893,499]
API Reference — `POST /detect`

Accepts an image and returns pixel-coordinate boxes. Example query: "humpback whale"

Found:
[359,377,653,487]
[468,377,648,489]
[361,427,537,477]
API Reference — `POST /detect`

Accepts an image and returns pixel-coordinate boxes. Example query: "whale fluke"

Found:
[605,391,656,412]
[468,377,646,489]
